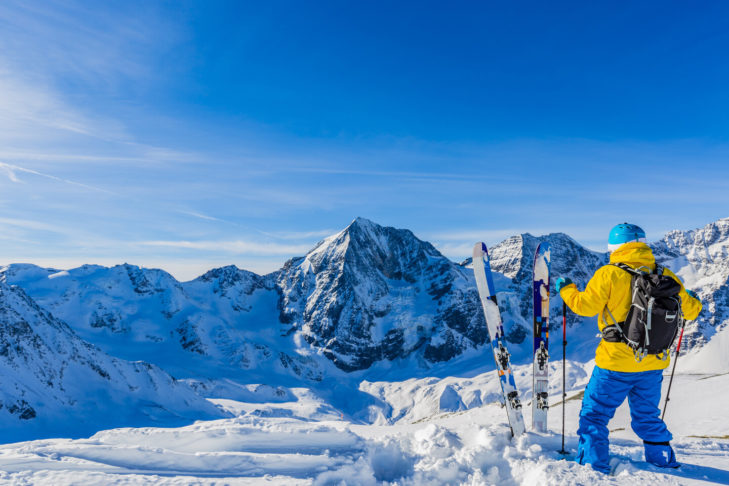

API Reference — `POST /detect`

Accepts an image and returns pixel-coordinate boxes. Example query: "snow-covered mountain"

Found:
[3,217,727,386]
[0,262,322,383]
[650,218,729,347]
[276,217,486,370]
[487,232,609,354]
[1,216,728,449]
[0,278,225,442]
[2,218,489,381]
[483,220,729,357]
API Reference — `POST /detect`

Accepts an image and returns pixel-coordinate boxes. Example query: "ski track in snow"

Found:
[0,365,728,485]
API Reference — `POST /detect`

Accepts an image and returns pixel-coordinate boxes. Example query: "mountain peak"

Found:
[344,217,382,240]
[349,216,377,228]
[198,264,243,281]
[489,231,607,281]
[303,218,432,269]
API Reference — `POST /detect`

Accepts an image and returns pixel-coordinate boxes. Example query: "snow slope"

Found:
[0,263,308,384]
[0,278,225,442]
[0,362,727,485]
[0,217,727,483]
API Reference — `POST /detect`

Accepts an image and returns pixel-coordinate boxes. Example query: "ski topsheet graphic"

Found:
[472,242,526,437]
[532,242,551,433]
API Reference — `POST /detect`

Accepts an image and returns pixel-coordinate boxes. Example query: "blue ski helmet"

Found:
[608,223,646,251]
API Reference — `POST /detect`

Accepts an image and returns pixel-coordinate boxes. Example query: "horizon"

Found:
[3,215,723,282]
[2,2,729,280]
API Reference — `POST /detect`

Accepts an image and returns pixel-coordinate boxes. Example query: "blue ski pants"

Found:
[577,365,678,473]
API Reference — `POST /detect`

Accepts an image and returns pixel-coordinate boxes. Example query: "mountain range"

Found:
[1,216,727,438]
[0,278,225,441]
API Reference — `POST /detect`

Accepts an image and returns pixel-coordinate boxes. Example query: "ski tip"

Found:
[535,241,551,255]
[472,241,488,256]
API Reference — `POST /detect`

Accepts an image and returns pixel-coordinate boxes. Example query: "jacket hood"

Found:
[609,242,656,269]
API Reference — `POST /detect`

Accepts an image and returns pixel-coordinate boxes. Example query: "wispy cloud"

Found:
[259,229,336,240]
[140,239,313,256]
[0,1,726,280]
[425,228,536,242]
[431,242,478,261]
[0,0,196,159]
[0,68,112,141]
[0,1,181,92]
[0,163,21,183]
[0,217,70,233]
[0,161,116,194]
[176,210,228,224]
[291,167,480,181]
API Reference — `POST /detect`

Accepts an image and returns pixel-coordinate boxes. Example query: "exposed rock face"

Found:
[276,217,487,370]
[3,217,727,381]
[2,219,489,375]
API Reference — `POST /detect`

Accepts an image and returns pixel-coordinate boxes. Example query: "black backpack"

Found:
[602,263,684,362]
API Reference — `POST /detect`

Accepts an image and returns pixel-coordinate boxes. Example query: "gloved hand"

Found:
[686,289,700,301]
[555,277,574,293]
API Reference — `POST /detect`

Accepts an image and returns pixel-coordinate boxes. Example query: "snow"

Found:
[679,325,729,374]
[0,281,226,442]
[0,355,727,485]
[0,218,727,484]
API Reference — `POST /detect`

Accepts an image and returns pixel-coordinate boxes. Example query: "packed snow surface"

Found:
[0,360,727,485]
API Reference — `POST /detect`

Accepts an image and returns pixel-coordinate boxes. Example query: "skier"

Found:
[555,223,702,474]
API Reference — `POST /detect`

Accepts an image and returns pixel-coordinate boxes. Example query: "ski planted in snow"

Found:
[472,242,526,437]
[532,242,551,433]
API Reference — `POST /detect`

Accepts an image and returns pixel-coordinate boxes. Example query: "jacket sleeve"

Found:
[559,266,611,317]
[663,267,703,321]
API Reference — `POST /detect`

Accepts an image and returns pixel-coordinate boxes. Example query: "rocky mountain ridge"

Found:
[276,217,487,371]
[2,218,489,380]
[3,217,727,384]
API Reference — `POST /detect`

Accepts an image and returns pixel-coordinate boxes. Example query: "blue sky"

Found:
[1,1,728,280]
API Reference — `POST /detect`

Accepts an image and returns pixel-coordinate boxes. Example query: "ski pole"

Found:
[559,300,568,455]
[661,324,685,421]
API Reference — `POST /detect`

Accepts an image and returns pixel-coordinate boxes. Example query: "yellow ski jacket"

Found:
[560,242,702,372]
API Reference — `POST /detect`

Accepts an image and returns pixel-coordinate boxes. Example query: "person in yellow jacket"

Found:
[555,223,702,474]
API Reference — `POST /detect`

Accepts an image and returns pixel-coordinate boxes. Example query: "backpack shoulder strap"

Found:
[610,262,642,276]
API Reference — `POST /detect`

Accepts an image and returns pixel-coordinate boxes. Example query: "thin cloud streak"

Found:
[140,239,313,256]
[425,228,538,241]
[0,217,70,233]
[259,229,337,240]
[0,164,21,183]
[0,147,203,165]
[176,210,228,224]
[292,167,479,181]
[0,161,116,195]
[0,0,178,93]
